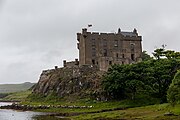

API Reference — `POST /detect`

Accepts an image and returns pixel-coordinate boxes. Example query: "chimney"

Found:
[55,66,58,70]
[82,28,87,34]
[75,59,79,65]
[118,28,121,33]
[63,60,67,67]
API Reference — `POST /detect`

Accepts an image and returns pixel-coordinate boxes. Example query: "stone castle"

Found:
[63,28,142,71]
[33,28,142,98]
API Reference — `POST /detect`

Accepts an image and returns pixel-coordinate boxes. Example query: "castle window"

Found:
[130,43,135,52]
[92,47,96,57]
[103,49,107,56]
[92,39,95,46]
[131,54,135,61]
[114,40,118,47]
[103,39,107,47]
[109,61,112,65]
[122,54,125,58]
[122,61,124,64]
[116,53,118,58]
[116,53,118,60]
[92,59,95,65]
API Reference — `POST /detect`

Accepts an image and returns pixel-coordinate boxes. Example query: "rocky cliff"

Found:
[33,65,105,100]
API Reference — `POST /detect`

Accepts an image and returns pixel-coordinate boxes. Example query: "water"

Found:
[0,102,47,120]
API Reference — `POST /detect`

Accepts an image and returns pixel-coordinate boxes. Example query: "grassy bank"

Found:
[25,99,180,120]
[0,90,31,102]
[1,92,180,119]
[20,94,179,120]
[70,104,180,120]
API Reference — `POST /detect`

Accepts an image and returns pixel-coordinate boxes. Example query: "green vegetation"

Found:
[0,90,32,101]
[102,46,180,103]
[23,95,180,120]
[0,82,35,93]
[70,104,180,120]
[142,50,153,61]
[167,70,180,106]
[102,59,180,102]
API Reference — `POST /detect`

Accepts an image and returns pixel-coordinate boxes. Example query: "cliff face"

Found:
[33,65,104,100]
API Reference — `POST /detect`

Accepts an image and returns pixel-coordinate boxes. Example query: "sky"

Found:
[0,0,180,84]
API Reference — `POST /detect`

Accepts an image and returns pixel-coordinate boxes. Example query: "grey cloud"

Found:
[0,0,180,83]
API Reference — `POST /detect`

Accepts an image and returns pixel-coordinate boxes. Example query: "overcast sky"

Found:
[0,0,180,84]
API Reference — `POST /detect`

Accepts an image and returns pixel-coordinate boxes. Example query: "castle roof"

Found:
[121,32,137,37]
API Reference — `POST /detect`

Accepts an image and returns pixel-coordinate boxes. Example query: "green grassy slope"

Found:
[0,90,32,101]
[0,82,35,93]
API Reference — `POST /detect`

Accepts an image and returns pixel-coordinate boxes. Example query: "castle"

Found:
[63,28,142,71]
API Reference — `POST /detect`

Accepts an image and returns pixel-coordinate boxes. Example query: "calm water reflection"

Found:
[0,102,47,120]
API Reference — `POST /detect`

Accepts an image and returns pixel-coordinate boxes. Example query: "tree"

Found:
[102,58,180,102]
[102,64,130,99]
[167,70,180,106]
[142,51,153,61]
[153,47,165,60]
[125,80,145,100]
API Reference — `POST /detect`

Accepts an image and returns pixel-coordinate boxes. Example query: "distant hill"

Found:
[0,82,36,93]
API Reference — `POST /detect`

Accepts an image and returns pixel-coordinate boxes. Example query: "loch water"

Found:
[0,102,47,120]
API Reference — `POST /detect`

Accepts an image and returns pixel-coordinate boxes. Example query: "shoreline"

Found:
[0,100,20,102]
[0,102,128,117]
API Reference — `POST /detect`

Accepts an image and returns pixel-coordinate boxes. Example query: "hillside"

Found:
[0,82,35,93]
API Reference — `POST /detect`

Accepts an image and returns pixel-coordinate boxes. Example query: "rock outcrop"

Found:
[33,65,105,100]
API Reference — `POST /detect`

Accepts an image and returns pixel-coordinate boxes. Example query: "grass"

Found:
[70,104,180,120]
[2,91,179,120]
[22,94,180,120]
[0,82,35,93]
[171,104,180,114]
[0,90,32,101]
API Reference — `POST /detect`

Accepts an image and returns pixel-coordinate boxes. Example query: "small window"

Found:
[103,39,107,47]
[116,53,118,60]
[92,39,95,46]
[122,61,124,64]
[92,59,95,65]
[122,54,125,58]
[109,61,112,65]
[130,43,135,52]
[114,40,118,47]
[131,54,135,61]
[92,47,96,57]
[116,53,118,58]
[103,49,107,56]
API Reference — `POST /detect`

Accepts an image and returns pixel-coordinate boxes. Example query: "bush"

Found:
[167,70,180,106]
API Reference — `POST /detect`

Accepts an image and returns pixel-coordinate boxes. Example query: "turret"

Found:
[133,28,138,35]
